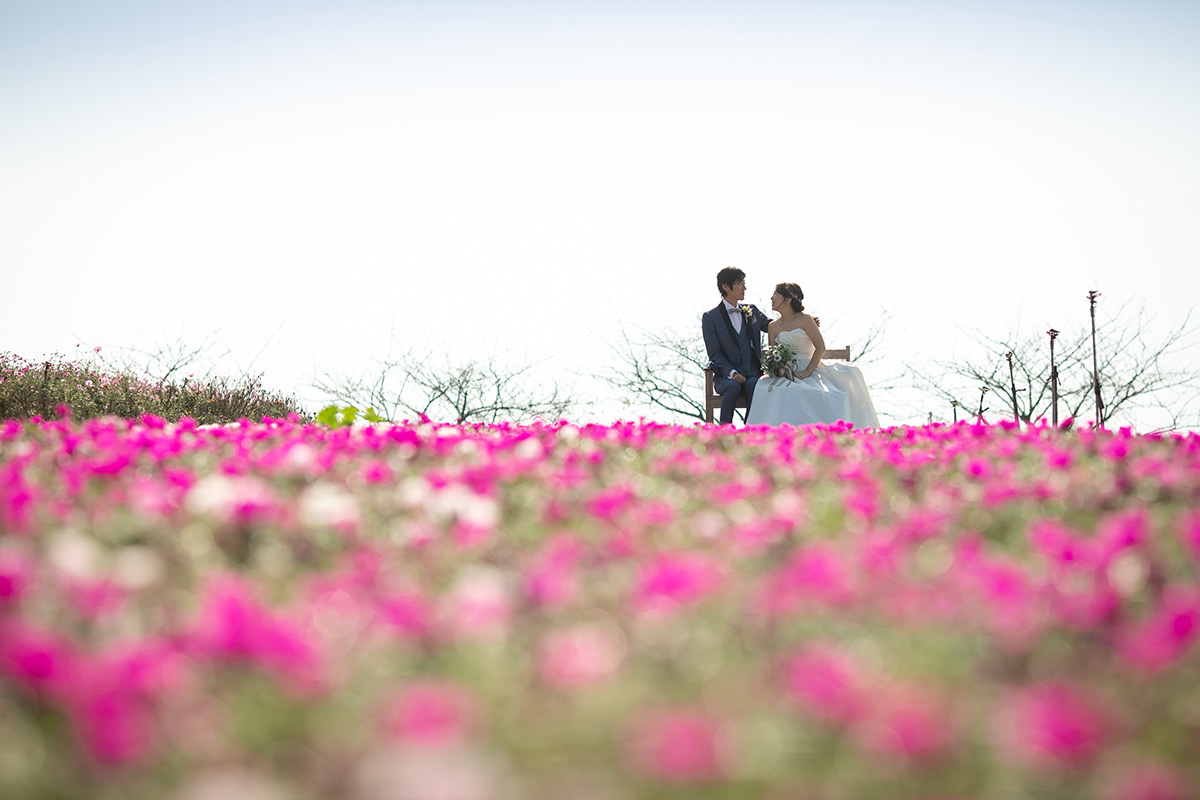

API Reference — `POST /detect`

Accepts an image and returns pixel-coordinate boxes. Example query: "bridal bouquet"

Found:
[761,341,796,378]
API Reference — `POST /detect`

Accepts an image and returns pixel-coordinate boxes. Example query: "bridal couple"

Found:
[702,267,879,428]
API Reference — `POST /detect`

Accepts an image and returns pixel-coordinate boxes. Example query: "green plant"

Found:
[315,404,387,427]
[0,351,311,424]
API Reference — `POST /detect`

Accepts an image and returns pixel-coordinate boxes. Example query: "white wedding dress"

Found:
[746,329,879,428]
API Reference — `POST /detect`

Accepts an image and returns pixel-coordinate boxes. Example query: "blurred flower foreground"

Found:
[2,415,1199,799]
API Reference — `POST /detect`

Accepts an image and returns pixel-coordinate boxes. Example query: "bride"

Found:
[746,283,879,428]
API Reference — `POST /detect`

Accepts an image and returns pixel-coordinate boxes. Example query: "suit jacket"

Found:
[702,302,771,379]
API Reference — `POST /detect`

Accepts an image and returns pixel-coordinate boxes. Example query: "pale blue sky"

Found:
[3,1,1198,425]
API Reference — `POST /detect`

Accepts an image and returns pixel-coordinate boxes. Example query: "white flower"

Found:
[299,483,362,531]
[47,529,103,580]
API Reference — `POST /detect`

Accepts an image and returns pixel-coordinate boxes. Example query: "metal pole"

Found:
[1088,291,1104,426]
[1006,352,1020,424]
[1047,329,1059,426]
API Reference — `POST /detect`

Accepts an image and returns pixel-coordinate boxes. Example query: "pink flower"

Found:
[758,545,854,616]
[186,577,323,693]
[537,623,624,690]
[1099,761,1186,800]
[376,590,434,640]
[360,460,395,484]
[383,680,478,747]
[964,457,993,480]
[586,484,636,521]
[1180,510,1200,564]
[0,546,34,606]
[994,682,1110,769]
[635,498,676,527]
[634,552,724,612]
[524,535,587,608]
[781,645,867,726]
[64,643,181,767]
[1098,510,1149,561]
[853,683,954,764]
[0,621,76,697]
[1029,520,1098,569]
[185,474,280,526]
[624,708,730,784]
[1117,587,1199,673]
[441,567,513,642]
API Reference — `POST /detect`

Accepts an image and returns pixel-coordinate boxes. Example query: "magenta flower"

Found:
[1180,510,1200,565]
[0,546,33,606]
[624,707,730,784]
[441,567,514,642]
[1099,760,1186,800]
[376,590,434,641]
[64,649,164,768]
[0,620,76,697]
[585,484,636,522]
[781,644,867,726]
[185,474,280,527]
[1029,519,1099,569]
[382,680,478,747]
[1117,587,1199,673]
[758,544,854,615]
[994,681,1110,769]
[524,535,586,608]
[537,623,625,690]
[360,460,395,484]
[186,576,324,693]
[634,552,724,612]
[853,683,954,764]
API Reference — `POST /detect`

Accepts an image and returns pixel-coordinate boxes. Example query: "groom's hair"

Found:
[717,267,745,297]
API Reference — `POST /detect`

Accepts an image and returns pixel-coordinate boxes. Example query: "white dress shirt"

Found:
[723,301,743,378]
[723,300,742,334]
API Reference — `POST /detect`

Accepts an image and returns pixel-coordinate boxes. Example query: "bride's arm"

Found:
[797,314,826,378]
[766,320,777,346]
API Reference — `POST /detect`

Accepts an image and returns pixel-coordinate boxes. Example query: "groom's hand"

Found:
[732,372,746,385]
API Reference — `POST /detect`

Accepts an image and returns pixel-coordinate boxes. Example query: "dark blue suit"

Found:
[702,302,771,424]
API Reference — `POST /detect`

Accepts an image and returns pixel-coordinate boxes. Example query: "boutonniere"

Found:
[738,304,754,322]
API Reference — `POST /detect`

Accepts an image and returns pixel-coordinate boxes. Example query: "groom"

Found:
[702,267,771,424]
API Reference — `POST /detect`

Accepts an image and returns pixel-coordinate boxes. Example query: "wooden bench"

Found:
[704,346,851,424]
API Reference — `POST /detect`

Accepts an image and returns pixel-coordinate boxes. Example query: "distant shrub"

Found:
[0,351,310,424]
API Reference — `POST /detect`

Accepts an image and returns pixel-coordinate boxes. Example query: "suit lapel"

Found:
[717,303,738,340]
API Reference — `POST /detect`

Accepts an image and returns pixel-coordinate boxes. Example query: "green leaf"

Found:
[362,407,387,423]
[316,405,341,427]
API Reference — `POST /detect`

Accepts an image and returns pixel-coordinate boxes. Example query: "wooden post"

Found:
[1047,329,1060,426]
[1006,352,1020,424]
[1087,291,1104,426]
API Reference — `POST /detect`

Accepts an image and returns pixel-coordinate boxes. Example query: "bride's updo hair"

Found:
[775,283,805,312]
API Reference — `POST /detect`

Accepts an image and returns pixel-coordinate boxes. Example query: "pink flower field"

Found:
[1,415,1199,799]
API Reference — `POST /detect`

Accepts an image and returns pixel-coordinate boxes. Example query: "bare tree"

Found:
[919,305,1199,429]
[314,351,573,425]
[603,312,895,424]
[603,327,711,422]
[86,329,239,384]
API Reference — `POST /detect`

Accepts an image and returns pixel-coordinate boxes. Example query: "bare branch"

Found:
[600,326,709,422]
[914,304,1200,428]
[314,349,573,424]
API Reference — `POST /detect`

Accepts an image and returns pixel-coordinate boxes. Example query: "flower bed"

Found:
[1,416,1198,798]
